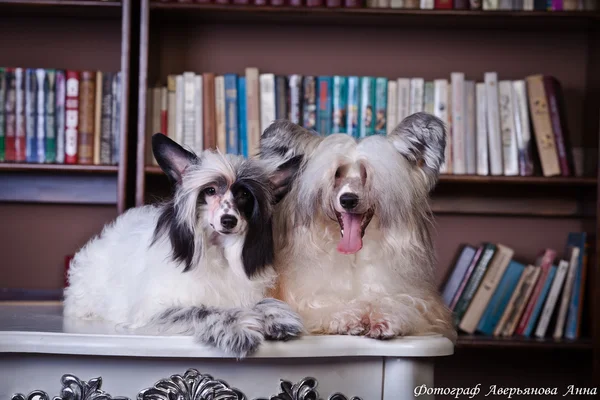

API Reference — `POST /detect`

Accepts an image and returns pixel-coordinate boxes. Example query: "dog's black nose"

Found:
[340,193,359,210]
[221,215,238,230]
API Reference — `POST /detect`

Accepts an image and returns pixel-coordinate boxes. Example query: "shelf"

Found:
[456,334,592,350]
[0,163,119,174]
[438,175,597,187]
[149,4,600,29]
[145,165,163,175]
[0,0,121,18]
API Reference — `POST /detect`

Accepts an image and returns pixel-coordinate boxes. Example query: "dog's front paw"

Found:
[195,308,265,358]
[366,310,404,339]
[328,309,369,336]
[255,298,304,341]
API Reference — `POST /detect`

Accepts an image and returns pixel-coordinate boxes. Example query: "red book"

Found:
[65,71,80,165]
[306,0,324,6]
[515,249,556,336]
[14,68,26,162]
[434,0,453,8]
[326,0,342,6]
[4,68,16,162]
[544,76,573,176]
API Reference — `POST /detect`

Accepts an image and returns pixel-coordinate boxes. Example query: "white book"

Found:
[245,67,261,157]
[215,75,226,153]
[484,72,503,175]
[288,75,302,125]
[36,69,46,163]
[483,0,498,9]
[475,82,489,176]
[167,90,177,140]
[420,0,434,8]
[553,247,581,339]
[424,81,434,114]
[396,78,411,123]
[523,0,534,9]
[386,81,398,135]
[535,260,569,338]
[451,72,466,175]
[390,0,404,7]
[259,73,276,135]
[433,79,450,174]
[193,75,203,154]
[512,80,532,176]
[498,80,518,176]
[175,75,184,147]
[182,72,196,152]
[465,80,476,175]
[409,78,424,115]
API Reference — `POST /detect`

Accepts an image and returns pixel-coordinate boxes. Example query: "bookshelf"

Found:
[135,0,599,391]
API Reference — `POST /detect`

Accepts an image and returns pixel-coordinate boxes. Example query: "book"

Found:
[111,72,121,165]
[498,80,518,176]
[441,245,477,308]
[288,74,302,125]
[475,82,488,176]
[93,71,102,165]
[477,260,525,336]
[237,77,248,157]
[544,76,573,176]
[44,69,57,164]
[522,265,557,337]
[78,71,96,165]
[204,72,217,151]
[35,69,47,164]
[183,72,197,152]
[450,72,465,174]
[175,75,184,146]
[55,71,66,164]
[259,73,276,137]
[302,76,317,132]
[347,76,360,138]
[424,81,434,115]
[332,76,348,134]
[553,246,580,339]
[152,87,162,162]
[4,69,16,162]
[386,80,397,135]
[485,72,503,175]
[360,77,375,138]
[245,67,260,156]
[512,80,534,176]
[434,79,450,173]
[224,74,239,155]
[464,80,476,175]
[535,259,569,338]
[167,75,177,139]
[409,77,424,115]
[193,75,203,155]
[215,75,227,153]
[15,68,26,162]
[25,68,37,163]
[317,76,333,135]
[449,245,484,310]
[100,73,114,165]
[275,75,287,122]
[564,232,587,339]
[396,78,411,123]
[374,77,387,135]
[65,70,80,164]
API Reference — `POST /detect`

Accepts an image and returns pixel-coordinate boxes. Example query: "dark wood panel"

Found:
[438,175,597,186]
[117,0,131,214]
[456,334,592,350]
[0,173,118,204]
[0,0,121,18]
[136,0,150,207]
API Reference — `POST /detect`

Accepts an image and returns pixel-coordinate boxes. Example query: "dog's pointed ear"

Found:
[259,119,322,161]
[152,133,198,183]
[269,154,303,204]
[388,112,446,188]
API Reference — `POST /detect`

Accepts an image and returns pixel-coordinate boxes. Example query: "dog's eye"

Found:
[204,187,216,196]
[240,190,250,199]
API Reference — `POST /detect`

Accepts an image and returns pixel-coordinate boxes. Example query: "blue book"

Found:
[332,76,347,134]
[25,68,37,163]
[224,74,238,155]
[374,77,387,135]
[523,265,557,337]
[317,76,332,135]
[359,76,375,138]
[476,260,525,336]
[346,76,360,138]
[237,77,248,157]
[564,232,587,339]
[441,245,477,308]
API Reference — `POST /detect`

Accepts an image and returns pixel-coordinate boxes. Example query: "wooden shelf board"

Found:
[0,0,121,18]
[145,165,163,175]
[0,0,119,7]
[0,163,119,174]
[438,175,597,186]
[456,334,592,350]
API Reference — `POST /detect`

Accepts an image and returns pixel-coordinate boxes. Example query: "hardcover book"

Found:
[302,76,317,132]
[25,68,37,163]
[193,75,203,154]
[259,73,276,137]
[183,72,197,152]
[359,77,375,138]
[44,69,57,163]
[332,76,348,134]
[225,74,239,155]
[386,80,397,135]
[245,68,260,156]
[484,72,503,175]
[55,70,66,164]
[317,76,333,135]
[450,72,466,174]
[94,72,103,165]
[275,75,287,122]
[544,76,574,176]
[535,259,569,338]
[204,72,218,151]
[111,72,121,165]
[441,245,477,307]
[65,70,80,164]
[396,78,411,124]
[216,75,227,153]
[433,79,450,173]
[475,82,488,175]
[553,246,580,339]
[100,73,114,165]
[4,69,16,162]
[15,68,26,162]
[238,77,248,157]
[347,76,360,138]
[288,74,303,125]
[374,77,387,136]
[564,232,587,339]
[498,80,518,176]
[464,80,476,175]
[512,80,534,176]
[78,71,96,165]
[522,265,557,337]
[409,78,424,115]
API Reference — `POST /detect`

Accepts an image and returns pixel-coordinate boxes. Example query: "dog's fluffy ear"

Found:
[259,119,322,162]
[388,112,446,188]
[152,133,198,183]
[269,154,303,204]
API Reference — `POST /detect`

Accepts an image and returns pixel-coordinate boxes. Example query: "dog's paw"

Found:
[328,310,369,336]
[255,298,304,341]
[366,311,404,340]
[195,308,265,358]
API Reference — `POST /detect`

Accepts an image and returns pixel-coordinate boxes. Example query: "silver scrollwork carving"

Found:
[12,374,128,400]
[255,376,362,400]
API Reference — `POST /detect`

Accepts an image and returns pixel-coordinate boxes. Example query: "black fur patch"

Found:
[151,133,198,183]
[270,154,303,204]
[152,201,197,272]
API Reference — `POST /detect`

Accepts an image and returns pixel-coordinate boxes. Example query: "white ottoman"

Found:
[0,303,453,400]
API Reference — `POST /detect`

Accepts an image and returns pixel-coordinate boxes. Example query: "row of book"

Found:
[0,68,122,165]
[152,0,598,10]
[441,233,588,340]
[146,68,576,178]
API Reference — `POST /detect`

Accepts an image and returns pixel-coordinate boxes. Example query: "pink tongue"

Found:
[337,213,363,255]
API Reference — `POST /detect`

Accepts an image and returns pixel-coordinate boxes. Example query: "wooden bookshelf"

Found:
[0,163,119,173]
[456,334,593,350]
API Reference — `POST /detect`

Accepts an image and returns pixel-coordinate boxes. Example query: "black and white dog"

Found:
[63,133,304,358]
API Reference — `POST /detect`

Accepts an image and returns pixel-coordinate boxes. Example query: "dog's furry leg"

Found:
[297,300,371,336]
[151,306,266,358]
[254,298,304,341]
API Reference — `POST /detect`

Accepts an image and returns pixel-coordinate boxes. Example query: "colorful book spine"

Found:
[224,73,239,155]
[449,245,483,310]
[36,68,46,163]
[215,75,226,153]
[512,80,534,176]
[45,70,57,163]
[94,72,103,165]
[477,260,525,336]
[441,245,477,307]
[544,76,572,176]
[237,77,248,157]
[346,76,360,138]
[15,68,26,162]
[535,259,569,338]
[302,76,317,132]
[0,68,5,162]
[288,74,302,125]
[100,72,113,165]
[111,72,121,165]
[523,265,557,337]
[78,71,96,165]
[275,75,287,121]
[332,76,348,134]
[498,80,518,176]
[317,76,332,136]
[4,69,16,162]
[359,77,375,138]
[565,232,587,339]
[25,68,37,163]
[65,70,80,164]
[374,77,387,136]
[55,71,66,164]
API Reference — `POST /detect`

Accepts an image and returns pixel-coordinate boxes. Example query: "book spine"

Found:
[215,75,227,153]
[160,87,168,135]
[347,76,360,138]
[25,68,37,163]
[193,75,203,154]
[374,78,388,136]
[317,76,332,136]
[409,78,424,115]
[512,80,534,176]
[475,82,488,176]
[4,69,16,162]
[0,68,5,162]
[434,0,453,8]
[526,75,561,177]
[287,75,302,125]
[224,74,239,155]
[100,73,113,165]
[420,0,434,8]
[204,72,217,151]
[237,77,248,157]
[434,79,451,173]
[450,245,483,310]
[275,75,288,121]
[332,76,348,134]
[498,80,518,176]
[552,0,563,9]
[146,86,154,163]
[183,72,197,152]
[93,72,103,165]
[454,0,468,7]
[535,260,569,338]
[464,80,476,174]
[14,68,26,162]
[523,266,557,337]
[553,247,580,339]
[45,70,56,163]
[423,82,434,116]
[470,0,482,7]
[359,77,375,138]
[396,78,410,123]
[167,75,177,140]
[302,76,317,132]
[386,80,397,135]
[245,68,260,156]
[544,76,571,176]
[451,72,466,174]
[259,73,276,135]
[523,0,534,9]
[441,245,477,307]
[485,72,503,175]
[498,265,541,337]
[175,75,184,146]
[65,71,80,164]
[55,71,66,164]
[111,72,121,165]
[565,233,587,339]
[78,71,96,165]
